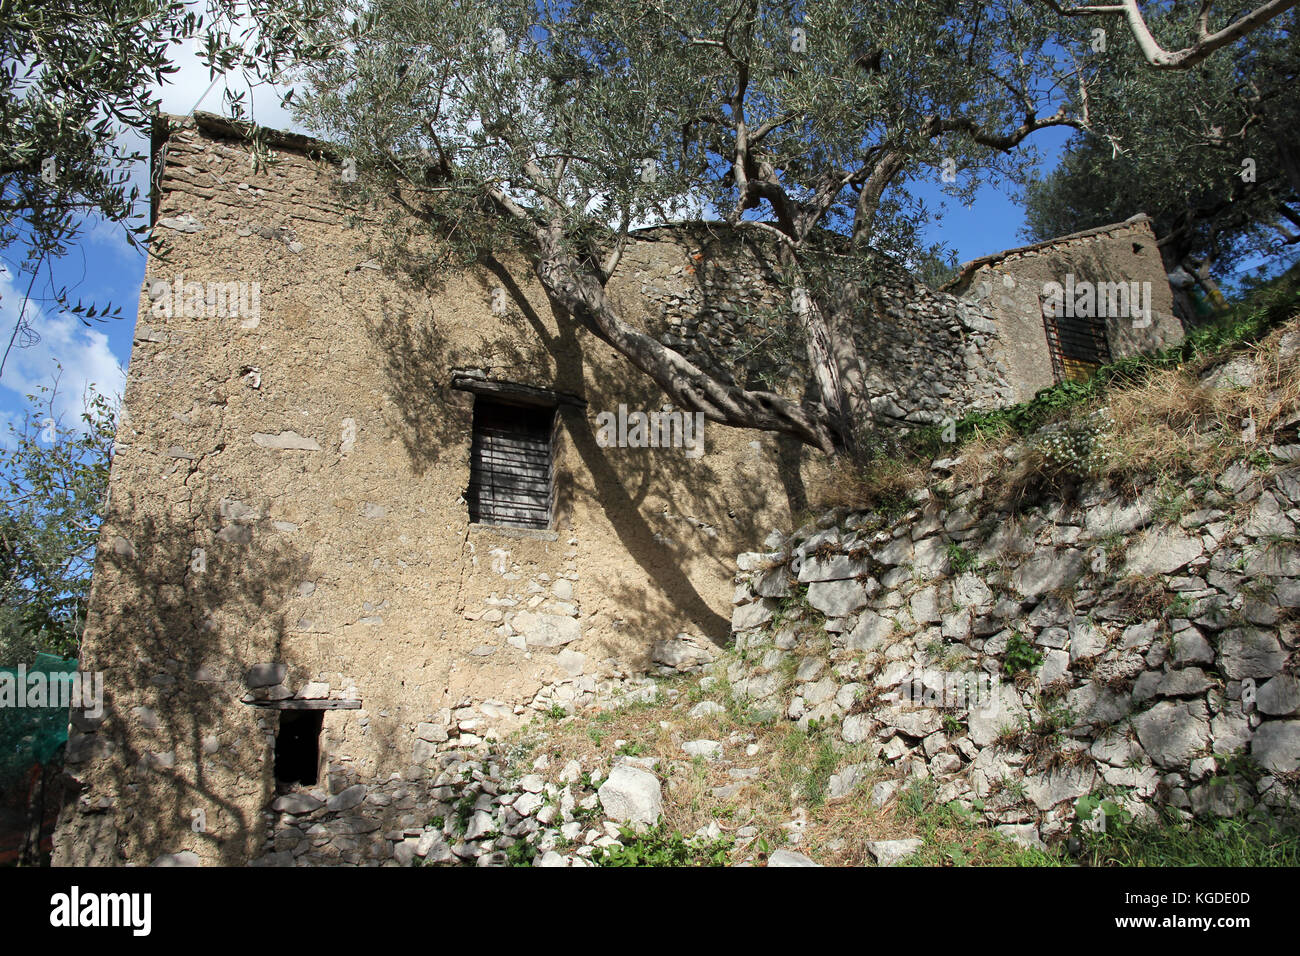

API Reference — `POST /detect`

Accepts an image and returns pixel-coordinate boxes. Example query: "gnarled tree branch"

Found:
[1039,0,1298,69]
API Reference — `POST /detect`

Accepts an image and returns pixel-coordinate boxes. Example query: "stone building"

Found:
[53,113,1180,865]
[945,214,1184,400]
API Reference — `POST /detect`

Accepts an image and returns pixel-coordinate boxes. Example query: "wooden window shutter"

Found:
[467,398,555,529]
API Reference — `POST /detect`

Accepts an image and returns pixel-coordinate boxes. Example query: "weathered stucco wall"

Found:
[54,115,815,865]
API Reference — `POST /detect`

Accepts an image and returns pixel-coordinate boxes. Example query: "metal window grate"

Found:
[467,398,555,529]
[1042,300,1112,384]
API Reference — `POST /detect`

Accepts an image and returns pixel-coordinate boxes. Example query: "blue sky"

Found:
[0,50,1078,438]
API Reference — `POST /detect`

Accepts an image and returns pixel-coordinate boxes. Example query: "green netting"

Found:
[0,653,77,794]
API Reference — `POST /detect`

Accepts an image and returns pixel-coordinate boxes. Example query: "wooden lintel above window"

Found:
[245,699,363,710]
[450,372,586,409]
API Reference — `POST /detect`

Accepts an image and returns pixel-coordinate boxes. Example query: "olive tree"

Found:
[0,0,317,349]
[0,376,115,662]
[1037,0,1297,71]
[1024,14,1299,299]
[285,0,1129,457]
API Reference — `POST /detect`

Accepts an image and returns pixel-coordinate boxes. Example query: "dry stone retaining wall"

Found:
[726,443,1300,846]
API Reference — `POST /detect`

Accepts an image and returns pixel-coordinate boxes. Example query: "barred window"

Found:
[467,398,556,529]
[1042,300,1112,383]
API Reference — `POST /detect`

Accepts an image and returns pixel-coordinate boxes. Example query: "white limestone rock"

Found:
[597,766,663,826]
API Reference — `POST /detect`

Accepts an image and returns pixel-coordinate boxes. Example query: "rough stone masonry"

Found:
[52,111,1182,865]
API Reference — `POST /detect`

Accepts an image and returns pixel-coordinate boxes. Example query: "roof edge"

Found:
[154,110,340,158]
[941,213,1153,292]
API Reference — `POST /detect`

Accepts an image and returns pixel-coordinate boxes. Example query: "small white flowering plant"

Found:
[1026,406,1116,478]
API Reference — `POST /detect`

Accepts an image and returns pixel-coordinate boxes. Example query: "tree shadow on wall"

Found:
[367,241,805,646]
[58,509,311,866]
[364,293,552,476]
[645,232,815,526]
[485,258,792,645]
[676,226,798,395]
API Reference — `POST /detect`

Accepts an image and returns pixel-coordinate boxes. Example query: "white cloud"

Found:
[153,32,301,132]
[0,265,125,429]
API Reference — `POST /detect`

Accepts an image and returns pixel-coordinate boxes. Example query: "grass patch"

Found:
[591,823,733,867]
[896,780,1061,867]
[775,728,841,809]
[946,543,978,573]
[1080,809,1300,866]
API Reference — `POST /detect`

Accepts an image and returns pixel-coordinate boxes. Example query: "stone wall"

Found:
[237,672,672,868]
[725,395,1300,844]
[856,274,1014,427]
[621,223,1015,429]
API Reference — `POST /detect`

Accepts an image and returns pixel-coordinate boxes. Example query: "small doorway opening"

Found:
[274,710,323,787]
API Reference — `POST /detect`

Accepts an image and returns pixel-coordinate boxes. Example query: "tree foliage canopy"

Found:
[0,378,114,663]
[286,0,1128,454]
[0,0,312,336]
[11,0,1292,458]
[1023,9,1299,283]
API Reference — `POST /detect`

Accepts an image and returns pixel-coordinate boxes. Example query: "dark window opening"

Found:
[1041,297,1112,384]
[468,397,556,529]
[274,710,322,787]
